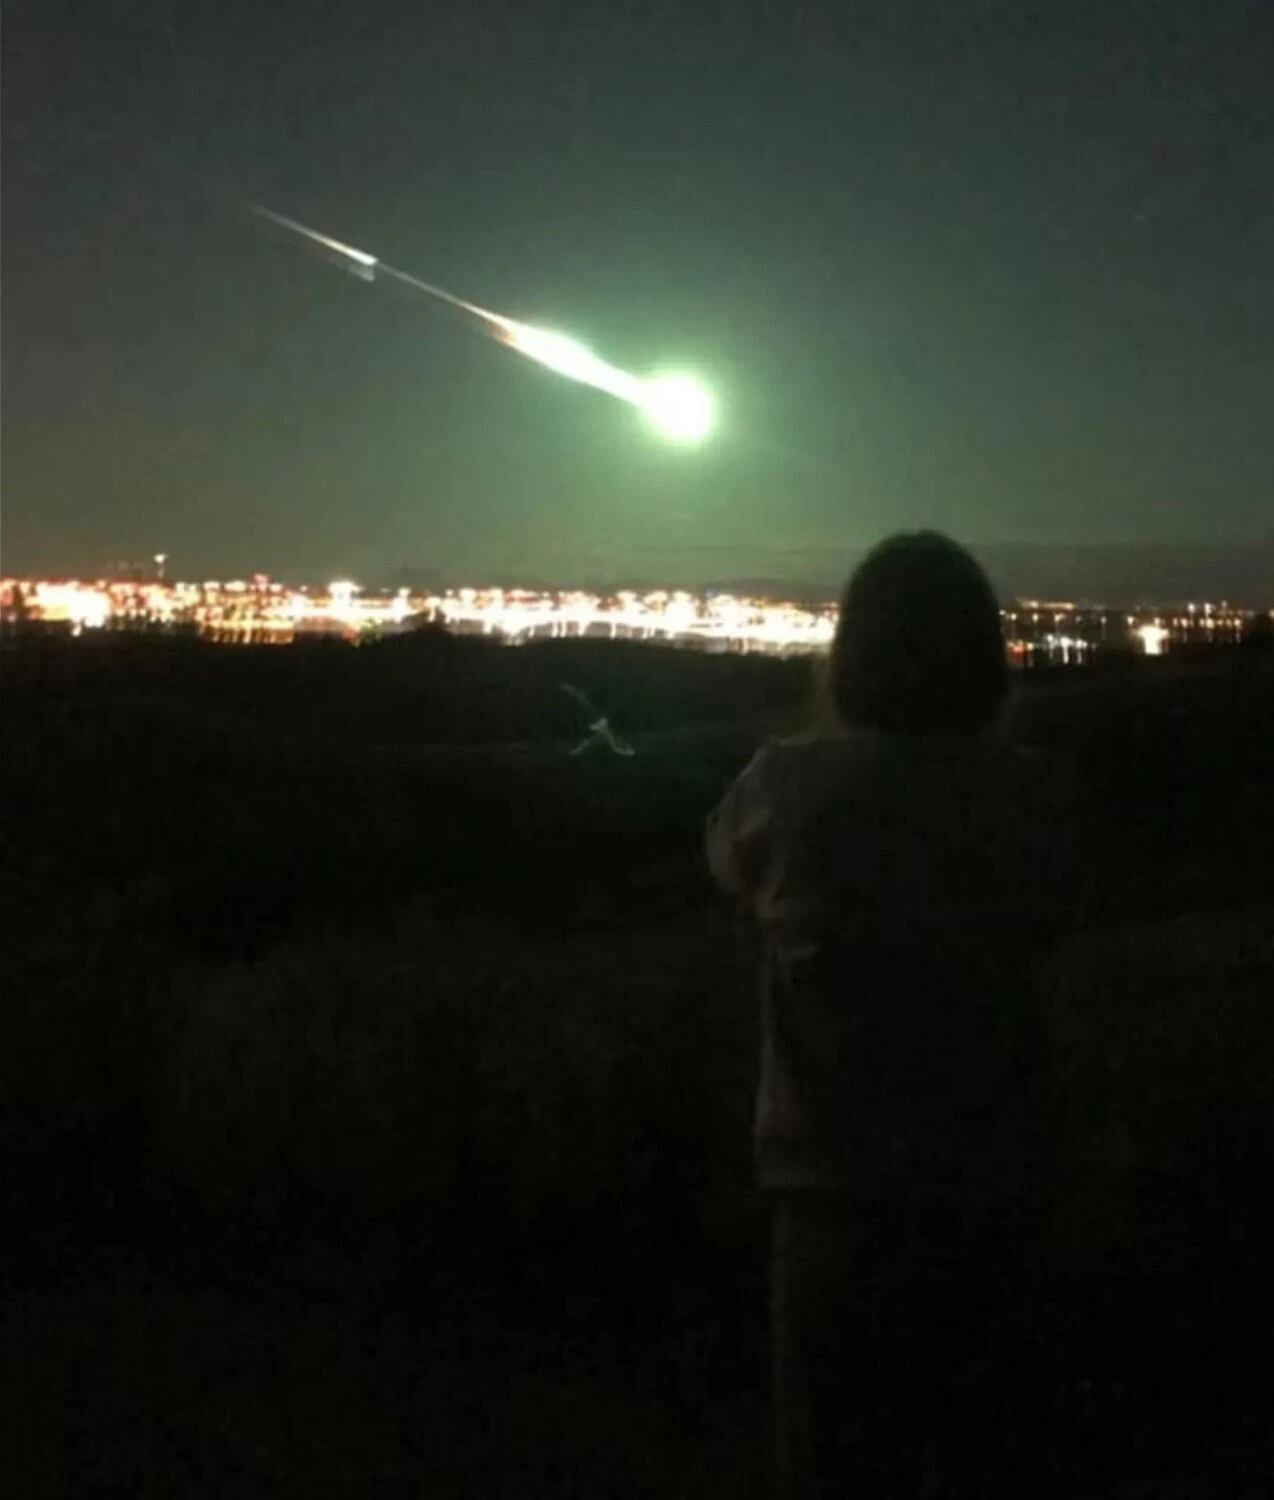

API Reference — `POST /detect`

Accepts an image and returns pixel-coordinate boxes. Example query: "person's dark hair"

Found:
[823,531,1007,735]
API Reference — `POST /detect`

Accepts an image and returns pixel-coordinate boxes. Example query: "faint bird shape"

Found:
[560,682,636,758]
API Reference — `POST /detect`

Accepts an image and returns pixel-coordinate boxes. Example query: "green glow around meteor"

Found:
[640,373,717,444]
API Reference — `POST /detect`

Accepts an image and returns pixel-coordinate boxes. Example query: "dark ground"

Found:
[2,629,1273,1496]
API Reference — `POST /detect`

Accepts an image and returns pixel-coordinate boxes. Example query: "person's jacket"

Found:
[707,727,1080,1203]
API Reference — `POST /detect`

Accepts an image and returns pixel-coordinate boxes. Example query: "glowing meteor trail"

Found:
[252,205,716,443]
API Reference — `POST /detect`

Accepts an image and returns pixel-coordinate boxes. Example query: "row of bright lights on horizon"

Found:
[2,577,836,651]
[0,577,1260,657]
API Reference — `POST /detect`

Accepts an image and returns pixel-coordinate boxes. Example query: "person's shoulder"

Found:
[761,726,877,778]
[770,724,877,759]
[739,728,882,820]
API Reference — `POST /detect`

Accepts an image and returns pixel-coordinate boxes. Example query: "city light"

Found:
[0,576,1259,659]
[1136,623,1170,656]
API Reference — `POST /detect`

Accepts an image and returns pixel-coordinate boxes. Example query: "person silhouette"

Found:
[707,532,1079,1498]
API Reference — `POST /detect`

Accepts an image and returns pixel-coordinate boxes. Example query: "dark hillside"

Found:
[2,635,1272,1495]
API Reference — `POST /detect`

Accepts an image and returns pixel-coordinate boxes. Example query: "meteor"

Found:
[252,205,716,443]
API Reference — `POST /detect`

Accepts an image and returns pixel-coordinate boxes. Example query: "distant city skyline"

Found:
[5,536,1272,609]
[3,572,1259,661]
[6,538,1273,611]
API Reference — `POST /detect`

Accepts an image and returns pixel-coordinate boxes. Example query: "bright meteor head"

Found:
[641,374,716,444]
[502,323,717,441]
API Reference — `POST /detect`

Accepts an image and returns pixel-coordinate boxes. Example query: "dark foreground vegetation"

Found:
[3,629,1273,1496]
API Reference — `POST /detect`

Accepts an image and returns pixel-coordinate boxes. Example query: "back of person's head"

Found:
[825,531,1007,735]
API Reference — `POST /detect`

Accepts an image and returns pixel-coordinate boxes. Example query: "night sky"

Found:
[4,0,1271,591]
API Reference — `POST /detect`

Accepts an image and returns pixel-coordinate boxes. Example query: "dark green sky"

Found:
[3,0,1271,591]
